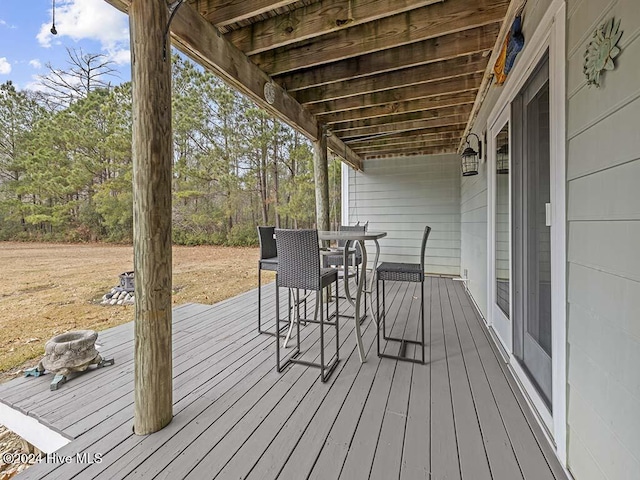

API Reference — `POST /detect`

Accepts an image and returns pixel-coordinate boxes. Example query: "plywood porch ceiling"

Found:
[109,0,511,165]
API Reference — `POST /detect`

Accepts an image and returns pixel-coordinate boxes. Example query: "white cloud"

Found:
[0,19,17,29]
[108,48,130,65]
[0,57,11,75]
[29,59,42,69]
[37,0,129,61]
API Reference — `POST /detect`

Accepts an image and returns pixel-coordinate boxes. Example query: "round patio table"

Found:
[318,230,387,362]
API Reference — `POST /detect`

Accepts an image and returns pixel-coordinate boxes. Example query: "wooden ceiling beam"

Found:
[276,23,499,91]
[363,146,457,158]
[331,104,473,133]
[254,0,508,75]
[353,138,459,153]
[351,131,464,149]
[104,0,362,170]
[321,91,477,125]
[310,72,483,116]
[344,124,468,144]
[226,0,442,55]
[189,0,300,28]
[359,143,458,156]
[339,114,471,140]
[295,53,486,105]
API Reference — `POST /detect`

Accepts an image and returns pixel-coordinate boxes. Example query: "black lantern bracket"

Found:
[464,132,482,160]
[461,132,482,176]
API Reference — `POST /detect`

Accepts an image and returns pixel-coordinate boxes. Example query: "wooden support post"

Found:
[313,125,330,233]
[130,0,173,435]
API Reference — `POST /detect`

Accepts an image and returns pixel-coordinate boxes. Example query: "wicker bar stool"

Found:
[376,226,431,364]
[275,229,340,382]
[322,224,366,284]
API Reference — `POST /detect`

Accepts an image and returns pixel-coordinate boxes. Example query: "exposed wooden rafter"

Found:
[330,104,473,133]
[343,124,469,144]
[251,0,508,76]
[350,130,465,149]
[338,113,471,140]
[364,145,456,158]
[275,23,499,91]
[189,0,300,28]
[321,91,478,125]
[295,53,487,105]
[310,72,484,116]
[225,0,443,55]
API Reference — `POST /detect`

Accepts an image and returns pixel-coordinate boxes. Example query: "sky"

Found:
[0,0,131,90]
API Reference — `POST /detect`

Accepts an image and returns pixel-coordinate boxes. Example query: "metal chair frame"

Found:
[275,229,340,382]
[376,226,431,364]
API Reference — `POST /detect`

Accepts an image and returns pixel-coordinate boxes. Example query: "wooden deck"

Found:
[1,277,568,480]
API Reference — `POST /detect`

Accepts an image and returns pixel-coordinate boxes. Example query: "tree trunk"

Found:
[272,134,281,228]
[313,125,330,236]
[130,0,173,435]
[259,126,269,224]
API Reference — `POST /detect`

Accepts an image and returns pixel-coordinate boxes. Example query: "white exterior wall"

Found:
[460,0,555,319]
[346,154,460,276]
[565,0,640,479]
[458,0,640,477]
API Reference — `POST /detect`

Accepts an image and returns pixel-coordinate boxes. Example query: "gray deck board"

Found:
[399,277,431,480]
[430,277,462,479]
[440,277,493,480]
[338,282,414,480]
[444,279,523,480]
[1,277,568,480]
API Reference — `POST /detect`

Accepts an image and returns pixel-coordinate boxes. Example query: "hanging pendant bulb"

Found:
[50,0,58,35]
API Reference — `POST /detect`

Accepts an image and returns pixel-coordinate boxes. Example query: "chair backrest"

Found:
[338,224,366,249]
[275,229,321,290]
[257,226,277,260]
[420,226,432,273]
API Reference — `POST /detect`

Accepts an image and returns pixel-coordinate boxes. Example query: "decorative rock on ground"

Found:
[100,288,134,306]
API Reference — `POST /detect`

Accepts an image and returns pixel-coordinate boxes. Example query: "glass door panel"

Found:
[495,126,510,317]
[512,53,552,410]
[489,108,511,351]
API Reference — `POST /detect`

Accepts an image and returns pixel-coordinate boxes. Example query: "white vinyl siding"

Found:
[565,0,640,478]
[460,0,555,318]
[346,154,460,276]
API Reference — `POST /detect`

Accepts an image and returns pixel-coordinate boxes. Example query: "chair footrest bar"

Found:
[381,336,423,345]
[291,355,339,382]
[260,322,291,337]
[276,348,301,372]
[377,352,425,364]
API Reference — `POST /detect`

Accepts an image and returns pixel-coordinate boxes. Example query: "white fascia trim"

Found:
[0,401,71,453]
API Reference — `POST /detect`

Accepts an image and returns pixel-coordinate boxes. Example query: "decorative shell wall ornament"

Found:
[583,17,622,87]
[263,81,277,105]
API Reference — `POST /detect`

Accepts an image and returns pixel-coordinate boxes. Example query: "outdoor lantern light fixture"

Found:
[461,132,482,176]
[50,0,57,35]
[496,144,509,174]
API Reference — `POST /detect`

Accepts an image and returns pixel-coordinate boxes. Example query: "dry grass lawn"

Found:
[0,242,267,383]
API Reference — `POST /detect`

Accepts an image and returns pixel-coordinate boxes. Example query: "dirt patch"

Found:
[0,242,271,381]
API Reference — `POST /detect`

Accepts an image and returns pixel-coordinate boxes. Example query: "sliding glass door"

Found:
[512,53,552,410]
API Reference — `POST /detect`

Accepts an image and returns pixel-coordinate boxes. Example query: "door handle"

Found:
[545,203,552,227]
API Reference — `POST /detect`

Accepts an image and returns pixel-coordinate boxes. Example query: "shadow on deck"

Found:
[0,277,567,480]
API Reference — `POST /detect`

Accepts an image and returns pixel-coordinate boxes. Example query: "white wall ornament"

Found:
[583,17,622,87]
[263,81,277,104]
